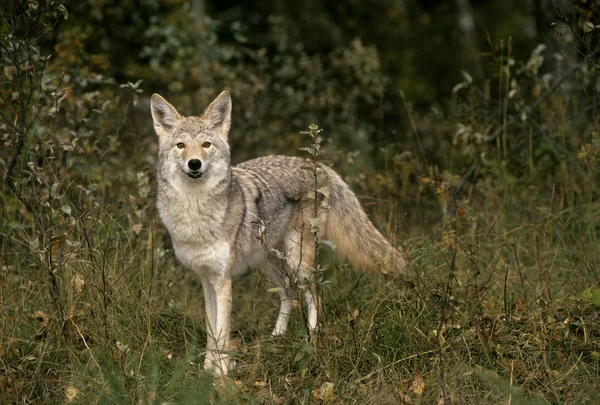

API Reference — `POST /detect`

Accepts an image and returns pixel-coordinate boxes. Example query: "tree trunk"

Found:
[193,0,215,105]
[455,0,482,79]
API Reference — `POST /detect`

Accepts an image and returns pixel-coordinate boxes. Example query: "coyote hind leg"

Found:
[284,226,320,337]
[260,262,296,336]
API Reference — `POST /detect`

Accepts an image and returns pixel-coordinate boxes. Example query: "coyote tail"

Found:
[325,169,407,275]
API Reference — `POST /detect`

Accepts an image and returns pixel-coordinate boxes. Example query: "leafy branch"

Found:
[0,0,66,207]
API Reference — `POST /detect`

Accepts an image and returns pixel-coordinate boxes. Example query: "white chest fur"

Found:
[172,239,231,276]
[158,181,231,276]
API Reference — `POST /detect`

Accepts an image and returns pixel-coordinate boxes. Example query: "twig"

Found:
[400,90,427,169]
[353,348,441,384]
[69,316,103,377]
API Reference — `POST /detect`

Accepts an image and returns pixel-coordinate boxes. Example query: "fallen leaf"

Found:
[131,223,143,235]
[49,233,67,260]
[437,391,454,404]
[272,394,285,405]
[311,382,335,402]
[32,310,49,327]
[64,386,80,403]
[214,377,243,395]
[62,142,74,151]
[396,390,413,404]
[548,369,560,380]
[71,273,85,295]
[409,373,425,396]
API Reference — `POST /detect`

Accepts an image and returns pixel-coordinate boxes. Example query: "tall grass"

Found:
[2,121,599,403]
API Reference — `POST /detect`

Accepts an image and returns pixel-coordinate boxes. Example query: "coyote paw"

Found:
[203,352,233,376]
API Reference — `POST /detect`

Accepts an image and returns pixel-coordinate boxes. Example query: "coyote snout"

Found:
[178,141,211,179]
[186,158,202,178]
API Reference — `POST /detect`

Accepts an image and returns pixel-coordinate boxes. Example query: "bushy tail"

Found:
[324,169,407,275]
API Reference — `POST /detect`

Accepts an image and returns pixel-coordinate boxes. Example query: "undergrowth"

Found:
[1,1,600,404]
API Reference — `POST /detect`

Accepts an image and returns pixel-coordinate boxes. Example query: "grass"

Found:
[2,57,600,402]
[1,172,599,404]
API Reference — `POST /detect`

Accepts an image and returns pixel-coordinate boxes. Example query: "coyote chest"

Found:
[158,191,231,275]
[172,239,231,276]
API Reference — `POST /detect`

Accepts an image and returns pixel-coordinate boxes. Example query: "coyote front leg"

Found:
[201,275,232,375]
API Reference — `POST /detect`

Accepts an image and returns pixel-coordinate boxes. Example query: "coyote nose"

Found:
[188,159,202,171]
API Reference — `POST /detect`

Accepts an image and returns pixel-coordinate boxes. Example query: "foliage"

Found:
[1,0,600,403]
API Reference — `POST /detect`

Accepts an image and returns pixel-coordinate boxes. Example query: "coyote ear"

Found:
[201,91,231,137]
[151,94,181,137]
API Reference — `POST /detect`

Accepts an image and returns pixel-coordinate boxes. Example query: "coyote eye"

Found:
[202,142,211,148]
[176,142,185,149]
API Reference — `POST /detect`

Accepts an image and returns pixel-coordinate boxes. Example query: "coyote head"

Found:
[151,91,232,184]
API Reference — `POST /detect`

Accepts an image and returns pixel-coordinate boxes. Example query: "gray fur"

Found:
[151,91,406,375]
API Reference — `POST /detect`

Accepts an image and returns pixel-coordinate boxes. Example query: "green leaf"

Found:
[318,263,329,272]
[309,217,322,229]
[61,204,72,215]
[317,185,330,198]
[29,237,40,251]
[452,82,468,94]
[461,69,473,84]
[126,79,143,89]
[579,288,600,306]
[115,340,129,353]
[578,144,590,159]
[299,146,317,156]
[57,4,69,20]
[591,289,600,306]
[581,288,600,306]
[320,239,337,251]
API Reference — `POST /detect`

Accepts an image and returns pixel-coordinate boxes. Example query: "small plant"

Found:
[299,123,337,278]
[298,124,336,333]
[577,131,600,166]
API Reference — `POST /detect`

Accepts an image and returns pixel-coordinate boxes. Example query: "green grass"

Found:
[1,184,599,404]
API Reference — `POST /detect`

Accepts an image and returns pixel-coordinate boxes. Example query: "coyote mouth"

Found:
[186,171,203,179]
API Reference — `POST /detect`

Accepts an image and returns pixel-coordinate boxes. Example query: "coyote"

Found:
[151,91,406,375]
